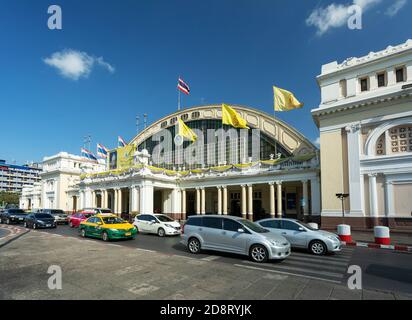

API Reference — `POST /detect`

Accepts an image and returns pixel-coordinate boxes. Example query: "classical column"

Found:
[384,179,395,217]
[310,177,321,216]
[247,184,253,221]
[113,189,118,214]
[241,185,247,219]
[217,186,222,215]
[302,180,309,218]
[276,181,282,218]
[79,191,84,210]
[196,188,201,215]
[135,186,140,213]
[118,189,123,215]
[129,186,135,212]
[139,183,154,214]
[345,123,364,215]
[222,186,228,215]
[201,187,206,215]
[181,189,187,220]
[368,173,378,217]
[269,182,275,218]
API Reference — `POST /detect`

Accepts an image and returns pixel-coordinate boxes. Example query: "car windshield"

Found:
[99,209,112,213]
[9,209,26,214]
[155,215,173,222]
[83,214,93,218]
[35,214,53,219]
[239,219,269,233]
[102,217,125,224]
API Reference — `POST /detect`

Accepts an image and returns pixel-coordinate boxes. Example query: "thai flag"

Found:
[97,144,109,158]
[118,136,127,147]
[177,78,190,95]
[81,148,98,161]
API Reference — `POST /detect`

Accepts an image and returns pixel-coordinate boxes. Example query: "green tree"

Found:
[0,191,20,207]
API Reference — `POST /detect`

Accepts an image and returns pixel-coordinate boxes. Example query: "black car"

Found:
[37,209,68,225]
[24,213,57,229]
[0,209,27,224]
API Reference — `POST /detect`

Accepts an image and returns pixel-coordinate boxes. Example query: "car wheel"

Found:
[157,228,165,237]
[69,221,74,228]
[33,223,37,229]
[250,244,268,263]
[0,218,2,224]
[6,219,10,225]
[188,237,201,254]
[24,221,28,228]
[80,228,86,238]
[102,231,109,242]
[309,240,327,255]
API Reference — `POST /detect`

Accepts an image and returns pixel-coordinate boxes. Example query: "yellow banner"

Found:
[116,144,136,170]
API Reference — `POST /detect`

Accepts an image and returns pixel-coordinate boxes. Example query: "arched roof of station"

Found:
[130,104,316,156]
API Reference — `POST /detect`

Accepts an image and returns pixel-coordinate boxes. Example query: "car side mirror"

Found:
[298,227,305,232]
[97,222,103,225]
[237,228,245,233]
[151,220,156,224]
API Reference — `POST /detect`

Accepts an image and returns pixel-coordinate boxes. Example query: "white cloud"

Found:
[385,0,407,17]
[306,0,382,36]
[44,49,115,80]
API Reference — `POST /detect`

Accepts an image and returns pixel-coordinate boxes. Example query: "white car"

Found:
[133,214,181,237]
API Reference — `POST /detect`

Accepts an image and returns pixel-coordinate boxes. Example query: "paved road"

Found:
[5,224,412,295]
[0,228,10,239]
[36,225,356,284]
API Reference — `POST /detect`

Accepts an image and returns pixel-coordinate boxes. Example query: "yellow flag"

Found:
[273,86,303,111]
[117,144,136,169]
[176,118,197,143]
[222,104,249,129]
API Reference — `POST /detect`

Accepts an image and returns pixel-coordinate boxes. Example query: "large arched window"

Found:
[374,125,412,156]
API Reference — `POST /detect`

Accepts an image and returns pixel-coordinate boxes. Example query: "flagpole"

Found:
[273,87,278,158]
[178,88,181,111]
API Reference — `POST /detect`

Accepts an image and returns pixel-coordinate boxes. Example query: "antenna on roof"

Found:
[136,115,140,134]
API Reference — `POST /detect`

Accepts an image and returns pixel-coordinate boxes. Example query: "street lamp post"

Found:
[336,193,349,222]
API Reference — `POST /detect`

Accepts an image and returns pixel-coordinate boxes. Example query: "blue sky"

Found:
[1,0,411,164]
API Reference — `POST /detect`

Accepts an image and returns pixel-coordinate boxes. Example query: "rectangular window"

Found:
[377,72,386,87]
[360,78,369,92]
[339,79,347,98]
[396,67,405,83]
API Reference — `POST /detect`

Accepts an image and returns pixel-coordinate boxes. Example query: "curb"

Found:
[341,240,412,252]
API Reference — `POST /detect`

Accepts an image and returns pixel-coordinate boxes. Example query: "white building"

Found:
[77,105,321,222]
[312,39,412,231]
[20,152,104,211]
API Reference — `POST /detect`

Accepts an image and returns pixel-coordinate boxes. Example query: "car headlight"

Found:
[109,228,120,232]
[165,224,175,229]
[270,240,282,246]
[328,235,339,242]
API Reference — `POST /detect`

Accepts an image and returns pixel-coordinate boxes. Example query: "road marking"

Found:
[234,264,342,284]
[135,248,155,253]
[201,255,220,261]
[241,260,345,280]
[286,255,349,267]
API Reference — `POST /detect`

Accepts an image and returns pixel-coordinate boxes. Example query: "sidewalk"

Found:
[350,230,412,247]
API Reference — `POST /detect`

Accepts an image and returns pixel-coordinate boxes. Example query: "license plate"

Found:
[125,232,131,236]
[19,218,23,221]
[46,224,51,227]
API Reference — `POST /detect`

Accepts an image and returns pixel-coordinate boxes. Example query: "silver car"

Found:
[181,215,291,263]
[256,218,341,255]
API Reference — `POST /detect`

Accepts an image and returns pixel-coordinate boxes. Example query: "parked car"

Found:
[69,212,94,228]
[35,209,69,225]
[79,214,137,241]
[24,213,56,229]
[0,208,27,224]
[256,218,341,255]
[133,214,181,237]
[181,215,291,263]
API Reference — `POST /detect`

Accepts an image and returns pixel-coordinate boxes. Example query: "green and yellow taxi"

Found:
[79,214,137,241]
